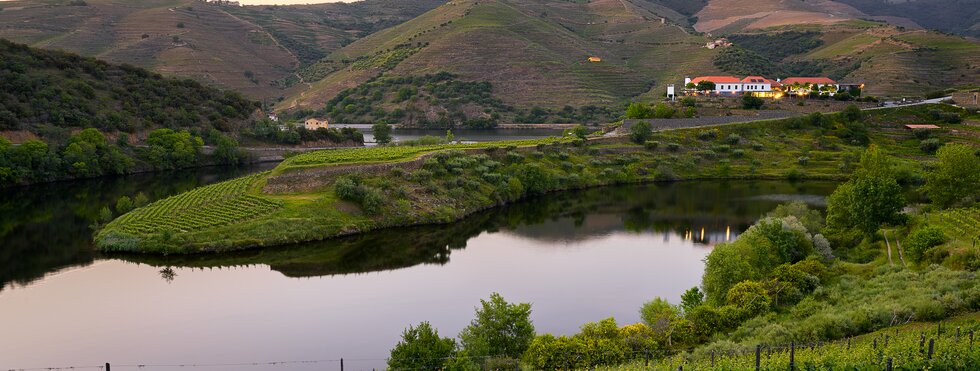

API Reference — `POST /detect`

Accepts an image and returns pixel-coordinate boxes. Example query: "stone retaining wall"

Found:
[621,110,799,132]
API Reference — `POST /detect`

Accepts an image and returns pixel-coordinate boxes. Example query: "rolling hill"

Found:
[0,0,442,100]
[834,0,980,38]
[0,38,258,137]
[282,0,716,112]
[0,0,977,122]
[279,0,978,116]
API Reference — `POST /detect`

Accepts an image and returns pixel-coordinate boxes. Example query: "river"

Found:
[0,165,838,370]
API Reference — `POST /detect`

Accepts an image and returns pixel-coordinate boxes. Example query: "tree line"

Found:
[0,128,248,187]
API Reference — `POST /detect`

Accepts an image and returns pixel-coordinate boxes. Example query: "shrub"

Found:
[905,226,947,263]
[667,143,680,152]
[697,129,719,141]
[798,156,810,166]
[681,96,697,107]
[115,196,134,214]
[732,149,745,158]
[361,187,385,214]
[335,177,360,200]
[505,151,524,163]
[912,128,932,140]
[726,134,741,145]
[629,121,653,144]
[644,141,659,150]
[387,322,456,371]
[920,138,943,154]
[742,95,764,109]
[459,293,535,359]
[841,104,863,122]
[625,102,654,119]
[726,281,772,315]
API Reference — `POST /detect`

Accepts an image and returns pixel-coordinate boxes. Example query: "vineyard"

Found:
[931,208,980,247]
[598,314,980,370]
[281,137,572,169]
[104,172,284,235]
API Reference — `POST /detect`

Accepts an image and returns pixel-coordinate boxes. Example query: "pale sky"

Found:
[236,0,352,4]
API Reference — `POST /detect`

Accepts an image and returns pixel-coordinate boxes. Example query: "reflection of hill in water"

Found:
[117,181,837,279]
[0,165,273,292]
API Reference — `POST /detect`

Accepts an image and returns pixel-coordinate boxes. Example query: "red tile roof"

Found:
[782,77,837,85]
[691,76,742,84]
[905,124,941,129]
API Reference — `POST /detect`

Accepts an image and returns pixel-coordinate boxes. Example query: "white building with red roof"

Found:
[684,75,843,97]
[685,75,782,96]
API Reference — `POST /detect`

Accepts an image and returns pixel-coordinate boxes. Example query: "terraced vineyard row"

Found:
[283,137,571,168]
[934,208,980,242]
[106,172,284,234]
[117,195,283,234]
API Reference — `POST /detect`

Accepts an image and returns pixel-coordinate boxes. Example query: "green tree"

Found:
[568,125,590,139]
[459,293,535,360]
[99,206,113,223]
[629,121,653,144]
[115,196,134,214]
[924,144,980,208]
[213,134,245,165]
[841,104,863,122]
[133,192,150,208]
[826,145,906,236]
[652,103,676,119]
[680,287,704,314]
[625,103,654,119]
[905,226,947,263]
[640,298,680,346]
[387,322,456,371]
[372,121,393,145]
[696,81,716,92]
[145,129,203,169]
[765,201,823,234]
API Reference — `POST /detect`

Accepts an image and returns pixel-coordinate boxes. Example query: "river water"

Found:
[0,164,837,370]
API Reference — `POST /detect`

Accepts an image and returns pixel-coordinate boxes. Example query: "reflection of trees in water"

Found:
[159,267,177,283]
[117,181,837,279]
[0,165,273,292]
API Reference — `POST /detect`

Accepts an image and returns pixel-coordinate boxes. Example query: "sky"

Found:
[236,0,351,4]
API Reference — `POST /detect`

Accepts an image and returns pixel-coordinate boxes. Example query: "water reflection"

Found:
[113,181,837,282]
[0,179,837,370]
[0,164,276,292]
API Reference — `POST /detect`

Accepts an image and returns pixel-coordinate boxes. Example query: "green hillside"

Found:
[0,0,442,100]
[0,38,257,135]
[280,0,979,116]
[282,0,714,111]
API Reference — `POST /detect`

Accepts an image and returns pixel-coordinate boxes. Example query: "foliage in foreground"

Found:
[598,312,980,370]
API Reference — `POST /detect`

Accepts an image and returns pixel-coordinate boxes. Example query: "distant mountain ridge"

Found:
[0,0,976,119]
[833,0,980,37]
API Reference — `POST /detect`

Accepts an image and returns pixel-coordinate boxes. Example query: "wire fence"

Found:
[5,325,976,371]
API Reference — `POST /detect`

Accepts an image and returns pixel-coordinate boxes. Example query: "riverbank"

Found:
[94,104,977,254]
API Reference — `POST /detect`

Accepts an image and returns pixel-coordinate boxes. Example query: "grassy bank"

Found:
[94,104,978,254]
